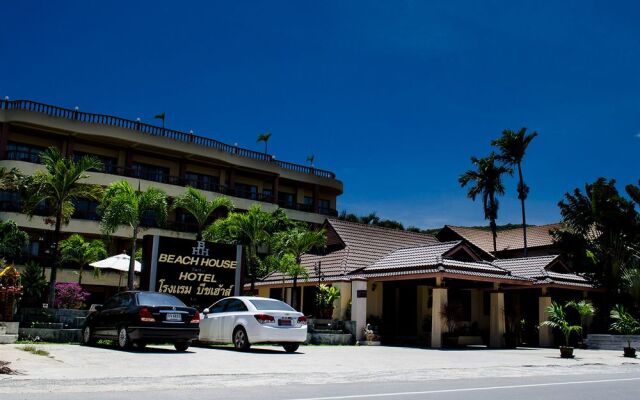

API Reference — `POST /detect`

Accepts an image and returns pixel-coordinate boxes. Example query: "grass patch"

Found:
[20,346,52,357]
[16,339,76,345]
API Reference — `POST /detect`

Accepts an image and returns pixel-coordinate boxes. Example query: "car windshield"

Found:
[249,299,295,311]
[137,292,186,307]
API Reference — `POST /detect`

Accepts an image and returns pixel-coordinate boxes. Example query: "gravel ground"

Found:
[1,343,639,394]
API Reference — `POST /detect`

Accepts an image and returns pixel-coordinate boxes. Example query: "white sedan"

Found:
[199,296,307,353]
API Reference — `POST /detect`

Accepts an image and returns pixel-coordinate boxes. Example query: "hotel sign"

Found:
[142,235,242,310]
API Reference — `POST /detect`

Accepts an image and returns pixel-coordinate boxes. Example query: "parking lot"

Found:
[2,343,640,396]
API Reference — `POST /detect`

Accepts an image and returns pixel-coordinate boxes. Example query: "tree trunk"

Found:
[47,208,63,307]
[517,163,528,257]
[249,245,256,294]
[78,264,84,284]
[127,228,138,290]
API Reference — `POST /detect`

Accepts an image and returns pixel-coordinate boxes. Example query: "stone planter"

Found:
[358,340,381,346]
[559,346,574,358]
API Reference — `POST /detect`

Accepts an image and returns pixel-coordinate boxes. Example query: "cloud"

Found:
[636,132,640,138]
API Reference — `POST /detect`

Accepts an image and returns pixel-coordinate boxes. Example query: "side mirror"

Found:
[203,308,210,315]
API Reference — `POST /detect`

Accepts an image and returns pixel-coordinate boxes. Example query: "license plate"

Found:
[278,319,291,326]
[166,313,181,321]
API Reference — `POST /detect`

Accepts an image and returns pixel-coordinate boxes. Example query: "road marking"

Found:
[288,377,640,400]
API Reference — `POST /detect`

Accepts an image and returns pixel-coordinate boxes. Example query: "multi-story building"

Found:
[0,99,343,297]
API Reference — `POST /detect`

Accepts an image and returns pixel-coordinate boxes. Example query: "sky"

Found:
[1,1,638,229]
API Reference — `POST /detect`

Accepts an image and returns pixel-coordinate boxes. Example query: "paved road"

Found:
[5,373,640,400]
[2,344,639,399]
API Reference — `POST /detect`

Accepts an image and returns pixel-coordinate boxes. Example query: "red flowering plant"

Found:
[53,282,90,309]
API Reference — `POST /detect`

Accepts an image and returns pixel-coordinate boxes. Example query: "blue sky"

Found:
[2,1,638,229]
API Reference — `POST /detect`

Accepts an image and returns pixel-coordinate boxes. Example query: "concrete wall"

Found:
[587,334,640,350]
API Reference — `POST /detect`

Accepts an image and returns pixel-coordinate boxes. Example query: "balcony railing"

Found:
[1,99,336,179]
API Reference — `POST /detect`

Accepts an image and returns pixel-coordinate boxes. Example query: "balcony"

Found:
[1,99,336,179]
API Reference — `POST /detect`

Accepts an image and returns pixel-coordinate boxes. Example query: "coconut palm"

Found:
[59,234,107,284]
[541,301,582,348]
[257,132,272,154]
[173,187,234,240]
[459,153,512,252]
[492,128,538,257]
[99,181,168,290]
[205,204,274,292]
[273,226,326,309]
[20,147,102,305]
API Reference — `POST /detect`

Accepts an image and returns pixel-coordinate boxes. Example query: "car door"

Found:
[220,299,248,343]
[201,299,229,342]
[94,294,122,337]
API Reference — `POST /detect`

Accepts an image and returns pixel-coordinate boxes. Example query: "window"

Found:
[74,152,117,174]
[304,196,314,205]
[73,198,99,220]
[210,299,230,313]
[131,162,170,183]
[278,192,295,207]
[6,142,46,163]
[137,293,186,307]
[249,299,295,311]
[224,299,248,312]
[0,191,21,212]
[262,189,273,201]
[184,172,219,192]
[319,199,331,214]
[102,294,123,310]
[235,183,258,200]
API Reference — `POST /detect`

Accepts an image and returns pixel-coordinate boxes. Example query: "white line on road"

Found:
[288,377,640,400]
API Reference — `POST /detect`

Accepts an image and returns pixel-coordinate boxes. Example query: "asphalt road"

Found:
[5,373,640,400]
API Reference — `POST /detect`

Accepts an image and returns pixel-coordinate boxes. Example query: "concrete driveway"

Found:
[1,343,639,395]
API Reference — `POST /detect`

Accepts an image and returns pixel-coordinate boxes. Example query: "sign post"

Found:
[142,235,242,310]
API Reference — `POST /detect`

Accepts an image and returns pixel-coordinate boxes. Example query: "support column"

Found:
[351,278,367,342]
[431,287,448,348]
[65,136,75,158]
[273,176,280,204]
[313,184,320,213]
[489,291,505,348]
[538,293,553,347]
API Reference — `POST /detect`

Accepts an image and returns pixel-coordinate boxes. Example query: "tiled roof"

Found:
[440,224,563,253]
[365,241,461,271]
[260,219,439,284]
[493,256,590,287]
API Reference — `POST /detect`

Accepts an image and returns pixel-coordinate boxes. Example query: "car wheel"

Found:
[81,326,95,346]
[283,343,299,353]
[233,327,251,351]
[117,326,132,350]
[174,341,190,352]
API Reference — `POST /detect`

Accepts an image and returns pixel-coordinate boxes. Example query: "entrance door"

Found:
[382,282,418,344]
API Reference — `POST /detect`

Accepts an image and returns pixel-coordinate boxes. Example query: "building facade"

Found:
[0,99,343,299]
[257,219,596,348]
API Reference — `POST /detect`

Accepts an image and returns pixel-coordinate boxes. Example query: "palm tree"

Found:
[257,132,272,154]
[173,187,234,240]
[20,147,102,306]
[459,153,511,252]
[492,128,538,257]
[0,166,21,190]
[99,181,168,290]
[274,226,326,310]
[59,234,107,284]
[541,301,582,348]
[567,300,596,343]
[205,204,274,292]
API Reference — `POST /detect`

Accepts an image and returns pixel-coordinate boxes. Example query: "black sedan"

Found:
[82,291,200,351]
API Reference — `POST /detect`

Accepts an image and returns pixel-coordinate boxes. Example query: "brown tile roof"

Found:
[492,256,590,287]
[440,223,563,253]
[259,219,439,284]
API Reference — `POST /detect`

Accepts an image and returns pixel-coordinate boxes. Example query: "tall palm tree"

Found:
[173,187,234,240]
[459,153,511,252]
[205,204,274,292]
[59,234,107,284]
[274,226,326,310]
[20,147,102,306]
[99,181,168,290]
[492,128,538,257]
[257,132,272,154]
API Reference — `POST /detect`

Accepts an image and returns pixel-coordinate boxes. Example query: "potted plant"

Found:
[610,304,640,358]
[567,300,596,349]
[440,302,463,346]
[316,284,340,319]
[541,301,582,358]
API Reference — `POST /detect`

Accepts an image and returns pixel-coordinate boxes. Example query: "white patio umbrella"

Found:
[90,253,142,289]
